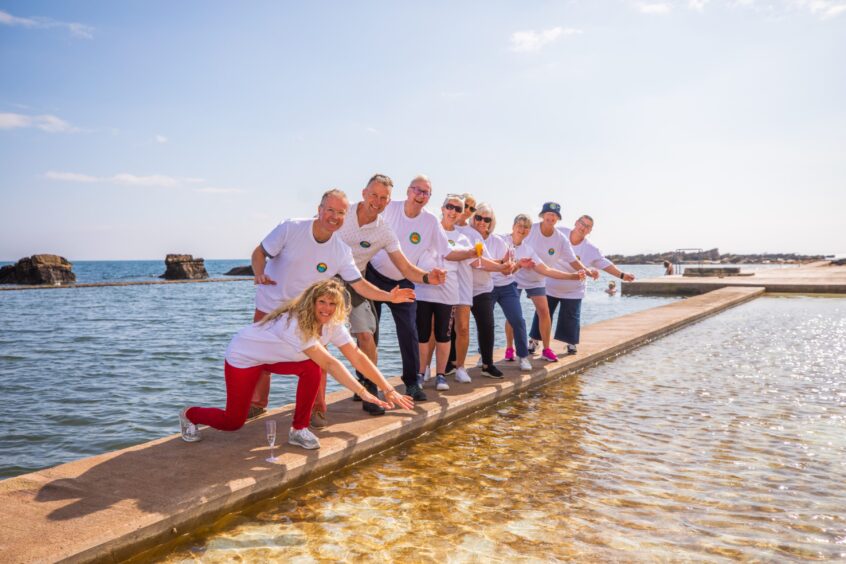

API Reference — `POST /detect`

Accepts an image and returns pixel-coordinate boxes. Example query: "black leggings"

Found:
[471,292,495,366]
[416,301,454,343]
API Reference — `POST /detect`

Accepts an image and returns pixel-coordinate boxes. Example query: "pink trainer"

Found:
[541,348,558,362]
[504,347,515,361]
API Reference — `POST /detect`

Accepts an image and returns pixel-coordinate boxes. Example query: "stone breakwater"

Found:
[0,287,763,563]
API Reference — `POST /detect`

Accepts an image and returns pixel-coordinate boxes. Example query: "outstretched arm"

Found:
[350,278,415,303]
[338,342,414,410]
[303,343,391,409]
[603,264,635,282]
[387,250,446,285]
[535,262,586,281]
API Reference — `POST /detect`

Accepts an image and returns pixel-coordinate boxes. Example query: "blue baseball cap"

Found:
[539,201,562,220]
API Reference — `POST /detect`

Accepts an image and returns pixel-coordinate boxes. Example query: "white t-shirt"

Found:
[501,234,546,290]
[487,233,514,288]
[524,223,577,290]
[461,228,495,297]
[335,202,401,272]
[546,226,613,299]
[369,201,451,282]
[415,230,472,305]
[256,218,362,313]
[225,313,353,369]
[454,225,475,305]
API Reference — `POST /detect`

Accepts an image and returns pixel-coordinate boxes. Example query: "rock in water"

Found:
[160,254,209,280]
[224,265,254,276]
[0,255,76,285]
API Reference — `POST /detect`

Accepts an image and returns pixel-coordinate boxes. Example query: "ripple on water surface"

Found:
[157,296,846,562]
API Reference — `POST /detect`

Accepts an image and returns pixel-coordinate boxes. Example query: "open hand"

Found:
[389,285,416,303]
[359,390,391,409]
[254,273,276,285]
[384,389,414,410]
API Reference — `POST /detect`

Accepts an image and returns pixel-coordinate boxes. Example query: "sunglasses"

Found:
[444,203,464,213]
[467,206,476,213]
[474,214,492,224]
[410,185,432,197]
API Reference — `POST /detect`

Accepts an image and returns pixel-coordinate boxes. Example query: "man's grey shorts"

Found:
[348,298,378,334]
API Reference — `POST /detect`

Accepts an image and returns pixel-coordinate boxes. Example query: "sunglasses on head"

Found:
[474,214,492,224]
[444,203,464,213]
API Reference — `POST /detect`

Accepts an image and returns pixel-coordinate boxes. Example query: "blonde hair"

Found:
[513,213,532,227]
[472,202,497,233]
[259,278,350,341]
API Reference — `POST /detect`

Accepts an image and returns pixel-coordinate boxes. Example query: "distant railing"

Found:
[672,248,706,275]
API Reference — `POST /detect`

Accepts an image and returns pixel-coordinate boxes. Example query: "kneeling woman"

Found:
[180,279,413,449]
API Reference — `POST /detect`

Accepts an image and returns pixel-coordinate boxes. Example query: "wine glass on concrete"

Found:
[265,420,277,463]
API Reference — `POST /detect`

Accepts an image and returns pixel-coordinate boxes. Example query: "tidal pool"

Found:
[158,296,845,562]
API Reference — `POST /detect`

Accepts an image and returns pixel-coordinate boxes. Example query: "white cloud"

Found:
[365,127,379,134]
[0,9,93,38]
[0,112,76,132]
[688,0,711,11]
[44,171,99,183]
[111,173,181,188]
[509,27,582,53]
[636,2,673,14]
[789,0,846,19]
[155,134,168,144]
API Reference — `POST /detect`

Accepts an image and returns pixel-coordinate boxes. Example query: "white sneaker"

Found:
[455,367,471,383]
[475,357,483,368]
[435,374,449,391]
[519,357,532,371]
[423,365,432,382]
[179,408,202,443]
[288,427,320,450]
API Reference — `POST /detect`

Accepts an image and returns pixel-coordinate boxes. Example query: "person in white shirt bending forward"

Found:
[179,279,414,450]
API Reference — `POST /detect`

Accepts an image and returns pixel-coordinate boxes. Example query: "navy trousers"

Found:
[529,296,582,345]
[365,263,419,388]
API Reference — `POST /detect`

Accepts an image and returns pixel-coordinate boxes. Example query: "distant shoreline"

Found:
[0,277,252,292]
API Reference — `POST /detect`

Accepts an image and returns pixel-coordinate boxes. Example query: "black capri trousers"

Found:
[416,300,454,343]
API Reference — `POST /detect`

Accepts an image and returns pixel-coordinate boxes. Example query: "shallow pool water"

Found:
[158,296,846,562]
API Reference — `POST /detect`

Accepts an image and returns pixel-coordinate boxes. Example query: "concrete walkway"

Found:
[623,262,846,296]
[0,287,764,563]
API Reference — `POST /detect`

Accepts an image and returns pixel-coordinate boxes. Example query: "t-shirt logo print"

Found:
[359,241,371,248]
[409,232,422,245]
[448,239,455,246]
[548,248,555,256]
[316,262,328,273]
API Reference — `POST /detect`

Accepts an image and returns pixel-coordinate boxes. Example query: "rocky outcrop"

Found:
[160,254,209,280]
[224,265,254,276]
[606,249,826,265]
[0,255,76,285]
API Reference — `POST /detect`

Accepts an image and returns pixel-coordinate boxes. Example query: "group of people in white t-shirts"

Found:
[179,174,635,450]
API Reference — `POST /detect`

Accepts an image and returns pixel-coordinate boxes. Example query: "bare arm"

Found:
[603,264,635,282]
[535,262,586,281]
[350,278,415,303]
[387,250,446,285]
[251,245,276,285]
[302,343,390,409]
[569,259,599,280]
[338,342,414,410]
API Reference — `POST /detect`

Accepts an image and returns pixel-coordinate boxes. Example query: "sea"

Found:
[0,260,784,479]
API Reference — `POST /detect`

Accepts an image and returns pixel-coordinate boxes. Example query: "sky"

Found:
[1,0,844,260]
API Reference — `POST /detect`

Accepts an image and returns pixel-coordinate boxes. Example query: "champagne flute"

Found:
[265,420,277,463]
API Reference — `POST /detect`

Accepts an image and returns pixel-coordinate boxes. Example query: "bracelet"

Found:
[422,272,430,284]
[619,272,625,280]
[382,388,396,396]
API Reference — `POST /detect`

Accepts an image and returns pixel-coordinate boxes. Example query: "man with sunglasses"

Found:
[367,175,474,401]
[545,214,635,354]
[335,173,447,416]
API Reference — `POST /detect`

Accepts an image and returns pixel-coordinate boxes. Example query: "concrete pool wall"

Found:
[0,286,764,563]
